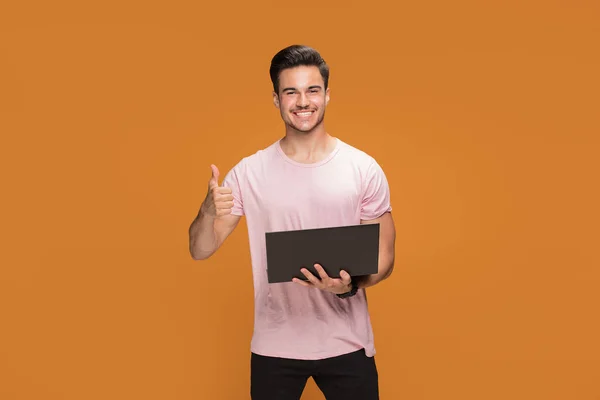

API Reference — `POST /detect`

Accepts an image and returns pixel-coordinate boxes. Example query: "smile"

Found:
[293,111,314,117]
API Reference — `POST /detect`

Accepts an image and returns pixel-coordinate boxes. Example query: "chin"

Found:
[286,116,325,134]
[297,125,317,133]
[287,123,319,133]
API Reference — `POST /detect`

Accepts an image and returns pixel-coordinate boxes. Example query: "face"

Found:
[273,66,330,133]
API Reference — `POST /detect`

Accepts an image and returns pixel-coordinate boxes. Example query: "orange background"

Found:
[1,1,599,399]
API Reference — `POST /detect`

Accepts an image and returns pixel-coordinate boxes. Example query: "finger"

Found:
[314,264,330,280]
[292,277,311,287]
[214,192,234,202]
[301,268,321,286]
[216,201,234,209]
[208,164,220,189]
[215,187,232,195]
[208,177,218,190]
[339,270,352,285]
[216,209,232,217]
[211,164,220,180]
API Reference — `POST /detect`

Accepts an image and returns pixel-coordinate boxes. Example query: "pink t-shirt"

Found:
[222,137,392,360]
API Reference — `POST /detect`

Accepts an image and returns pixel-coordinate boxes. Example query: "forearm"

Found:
[189,209,218,260]
[355,254,394,289]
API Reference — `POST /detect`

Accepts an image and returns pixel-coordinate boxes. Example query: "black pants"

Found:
[250,348,379,400]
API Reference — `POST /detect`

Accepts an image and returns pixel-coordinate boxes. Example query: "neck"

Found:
[280,126,337,164]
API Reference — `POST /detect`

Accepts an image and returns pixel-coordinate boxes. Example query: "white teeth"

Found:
[295,112,312,117]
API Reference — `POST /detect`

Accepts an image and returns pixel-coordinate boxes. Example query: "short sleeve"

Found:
[221,161,245,216]
[361,159,392,220]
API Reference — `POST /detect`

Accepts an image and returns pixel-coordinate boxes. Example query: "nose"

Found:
[296,92,309,108]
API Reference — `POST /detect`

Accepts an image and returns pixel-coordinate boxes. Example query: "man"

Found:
[188,44,396,400]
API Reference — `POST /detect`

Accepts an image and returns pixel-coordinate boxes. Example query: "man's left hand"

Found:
[292,264,352,295]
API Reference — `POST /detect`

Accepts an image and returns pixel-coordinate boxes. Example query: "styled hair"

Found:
[269,45,329,94]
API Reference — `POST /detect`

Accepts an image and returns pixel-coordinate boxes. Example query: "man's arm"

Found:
[189,212,241,260]
[356,211,396,289]
[189,164,242,260]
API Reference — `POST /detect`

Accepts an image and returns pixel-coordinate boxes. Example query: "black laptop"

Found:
[265,223,380,284]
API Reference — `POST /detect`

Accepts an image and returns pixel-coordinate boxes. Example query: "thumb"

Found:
[208,164,220,188]
[340,270,352,285]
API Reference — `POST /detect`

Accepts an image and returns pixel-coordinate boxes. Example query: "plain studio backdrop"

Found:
[0,1,598,399]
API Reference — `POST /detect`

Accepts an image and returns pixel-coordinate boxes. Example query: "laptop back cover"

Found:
[265,223,380,284]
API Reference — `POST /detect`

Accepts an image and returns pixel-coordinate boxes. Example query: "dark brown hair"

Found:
[269,45,329,94]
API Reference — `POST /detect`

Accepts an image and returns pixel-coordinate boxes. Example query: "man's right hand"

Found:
[200,164,234,218]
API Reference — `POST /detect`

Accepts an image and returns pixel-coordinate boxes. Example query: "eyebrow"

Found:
[282,85,322,92]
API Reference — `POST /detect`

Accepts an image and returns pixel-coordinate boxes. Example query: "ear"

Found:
[273,91,280,109]
[325,87,330,106]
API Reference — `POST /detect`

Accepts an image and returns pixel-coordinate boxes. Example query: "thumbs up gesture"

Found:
[200,165,234,218]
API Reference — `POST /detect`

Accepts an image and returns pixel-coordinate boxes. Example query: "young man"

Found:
[189,45,396,400]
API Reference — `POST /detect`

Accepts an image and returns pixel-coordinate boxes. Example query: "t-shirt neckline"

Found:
[276,137,341,168]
